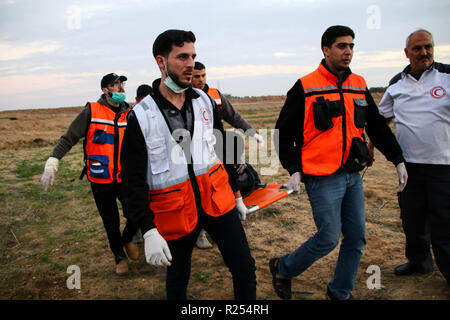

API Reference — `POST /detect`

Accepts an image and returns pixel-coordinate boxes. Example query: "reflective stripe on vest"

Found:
[133,89,235,241]
[207,87,222,106]
[85,102,129,183]
[300,63,367,175]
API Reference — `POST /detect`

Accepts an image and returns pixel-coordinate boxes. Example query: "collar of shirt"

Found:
[403,61,435,80]
[152,78,199,102]
[151,78,198,134]
[320,59,352,83]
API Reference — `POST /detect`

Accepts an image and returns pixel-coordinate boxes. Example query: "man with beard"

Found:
[40,73,140,275]
[374,29,450,285]
[120,29,256,300]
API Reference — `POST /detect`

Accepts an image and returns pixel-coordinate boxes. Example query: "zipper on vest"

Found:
[208,164,222,176]
[112,112,121,182]
[338,81,346,168]
[150,189,181,198]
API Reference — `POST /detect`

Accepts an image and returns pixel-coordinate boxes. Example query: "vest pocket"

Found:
[344,137,369,172]
[313,97,334,131]
[147,138,169,174]
[93,129,107,144]
[209,165,235,215]
[88,155,110,179]
[150,188,187,237]
[353,98,368,128]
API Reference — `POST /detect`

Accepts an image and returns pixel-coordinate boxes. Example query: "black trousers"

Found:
[165,207,257,300]
[91,182,139,263]
[398,163,450,282]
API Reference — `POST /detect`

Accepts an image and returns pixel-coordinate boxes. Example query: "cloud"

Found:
[72,3,121,20]
[352,44,450,69]
[435,44,450,60]
[207,64,313,79]
[274,52,297,57]
[258,0,325,7]
[0,72,102,94]
[352,50,405,69]
[198,44,450,79]
[64,0,182,21]
[0,41,61,61]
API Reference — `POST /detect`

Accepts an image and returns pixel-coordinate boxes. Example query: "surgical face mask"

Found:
[108,91,126,104]
[163,61,188,94]
[164,75,188,94]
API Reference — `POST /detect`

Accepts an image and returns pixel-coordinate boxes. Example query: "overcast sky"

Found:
[0,0,449,110]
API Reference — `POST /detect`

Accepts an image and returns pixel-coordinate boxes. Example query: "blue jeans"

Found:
[278,172,366,300]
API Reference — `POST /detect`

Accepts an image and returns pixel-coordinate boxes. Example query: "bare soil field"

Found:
[0,94,448,300]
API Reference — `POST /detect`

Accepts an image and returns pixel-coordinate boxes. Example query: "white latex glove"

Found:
[235,197,248,221]
[143,228,172,267]
[253,133,265,147]
[396,162,408,193]
[41,157,59,191]
[287,172,301,193]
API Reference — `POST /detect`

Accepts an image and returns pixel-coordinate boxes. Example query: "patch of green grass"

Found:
[45,235,57,245]
[248,207,281,221]
[50,262,67,271]
[40,252,52,264]
[245,113,278,120]
[14,160,42,179]
[93,250,102,257]
[277,219,296,230]
[259,118,279,125]
[193,271,210,284]
[25,183,66,202]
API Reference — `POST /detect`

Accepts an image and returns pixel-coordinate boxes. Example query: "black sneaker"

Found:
[326,286,352,300]
[269,258,291,300]
[394,262,434,276]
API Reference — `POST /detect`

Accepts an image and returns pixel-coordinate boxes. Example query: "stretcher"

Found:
[243,184,294,213]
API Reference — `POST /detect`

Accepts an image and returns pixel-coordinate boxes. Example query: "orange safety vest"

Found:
[84,102,129,183]
[207,87,222,106]
[300,63,368,175]
[133,89,236,241]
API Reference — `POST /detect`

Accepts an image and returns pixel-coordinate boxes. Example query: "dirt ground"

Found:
[0,95,449,300]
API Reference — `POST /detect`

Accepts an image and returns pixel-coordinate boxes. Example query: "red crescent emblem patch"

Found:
[430,86,446,99]
[199,107,212,124]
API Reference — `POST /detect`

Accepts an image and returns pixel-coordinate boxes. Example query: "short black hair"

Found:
[152,29,196,58]
[194,61,205,70]
[136,84,152,99]
[321,25,355,48]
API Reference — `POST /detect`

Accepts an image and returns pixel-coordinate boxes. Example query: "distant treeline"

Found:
[369,87,387,93]
[223,93,240,99]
